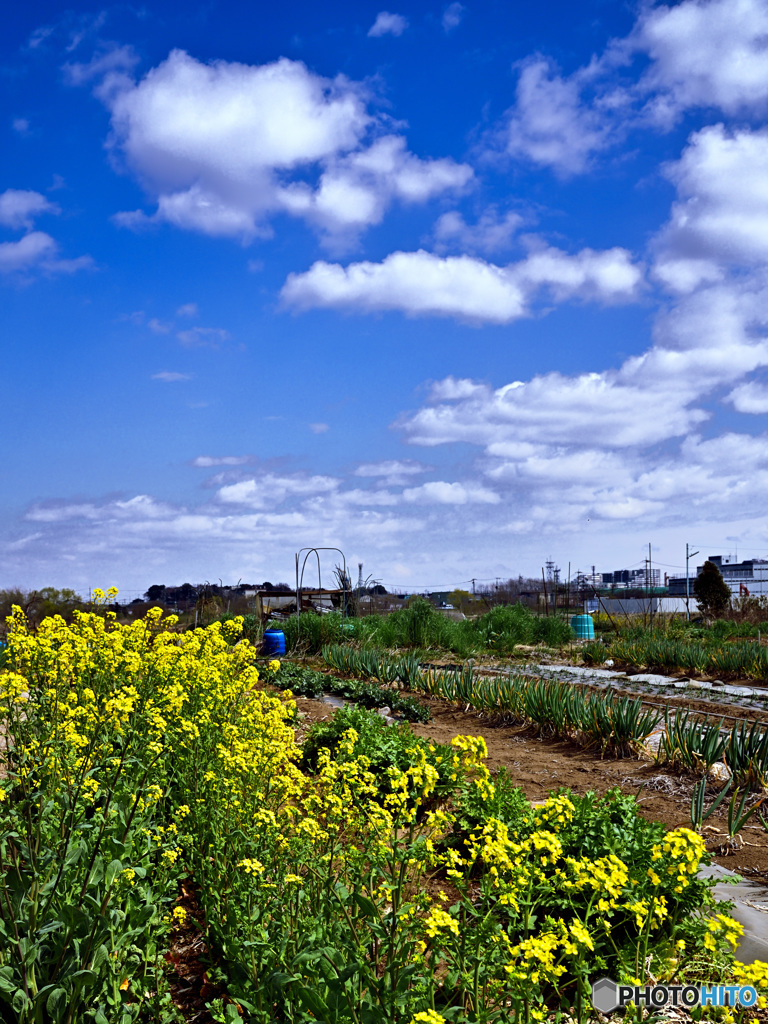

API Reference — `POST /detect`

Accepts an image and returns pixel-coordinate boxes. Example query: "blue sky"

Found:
[5,0,768,595]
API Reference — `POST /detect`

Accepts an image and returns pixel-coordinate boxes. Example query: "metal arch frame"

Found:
[295,547,348,627]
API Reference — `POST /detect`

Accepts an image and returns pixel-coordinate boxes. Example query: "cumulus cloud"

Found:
[176,302,198,317]
[309,422,330,434]
[279,135,472,246]
[281,245,641,322]
[0,189,58,230]
[368,12,408,37]
[100,49,470,246]
[488,0,768,177]
[0,188,90,278]
[216,473,341,508]
[633,0,768,125]
[654,125,768,291]
[0,232,91,276]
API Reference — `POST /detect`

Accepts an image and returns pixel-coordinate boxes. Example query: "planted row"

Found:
[321,645,661,757]
[659,709,768,789]
[608,635,768,680]
[322,645,768,782]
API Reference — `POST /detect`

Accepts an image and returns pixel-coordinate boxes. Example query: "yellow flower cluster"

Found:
[704,913,744,952]
[534,793,575,830]
[424,907,460,938]
[651,828,706,893]
[408,1012,447,1024]
[732,960,768,1007]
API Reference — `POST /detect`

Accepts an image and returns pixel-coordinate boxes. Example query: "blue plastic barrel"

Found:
[570,614,595,640]
[262,629,286,656]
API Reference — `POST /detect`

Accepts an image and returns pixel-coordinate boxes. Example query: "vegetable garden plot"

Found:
[1,606,768,1024]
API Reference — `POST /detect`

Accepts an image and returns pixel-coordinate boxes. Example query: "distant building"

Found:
[602,568,660,589]
[668,555,768,598]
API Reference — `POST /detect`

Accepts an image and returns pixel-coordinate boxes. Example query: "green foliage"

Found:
[610,633,768,679]
[581,640,608,665]
[283,601,574,658]
[658,710,726,773]
[276,661,431,722]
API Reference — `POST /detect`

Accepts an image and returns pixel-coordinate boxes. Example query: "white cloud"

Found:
[655,125,768,291]
[634,0,768,124]
[281,245,641,322]
[0,189,90,278]
[442,2,465,31]
[176,302,198,317]
[277,135,472,246]
[0,232,58,272]
[0,189,58,230]
[0,231,91,276]
[433,208,523,253]
[151,371,191,382]
[12,118,30,135]
[354,459,430,485]
[217,473,341,508]
[726,380,768,413]
[368,12,408,37]
[501,58,613,176]
[486,0,768,178]
[176,326,230,347]
[402,481,500,504]
[100,50,470,245]
[192,455,250,466]
[309,422,330,434]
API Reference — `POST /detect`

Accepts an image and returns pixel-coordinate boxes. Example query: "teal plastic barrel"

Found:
[570,614,595,640]
[262,629,286,656]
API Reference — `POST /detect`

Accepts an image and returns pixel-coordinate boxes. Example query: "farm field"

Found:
[2,602,768,1024]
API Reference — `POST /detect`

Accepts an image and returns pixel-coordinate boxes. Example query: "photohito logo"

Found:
[591,977,758,1014]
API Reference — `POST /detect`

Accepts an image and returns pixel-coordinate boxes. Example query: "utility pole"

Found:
[686,543,700,621]
[648,542,653,634]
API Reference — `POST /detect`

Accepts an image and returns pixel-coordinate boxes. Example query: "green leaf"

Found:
[295,984,329,1016]
[352,893,377,918]
[105,859,124,888]
[12,988,31,1014]
[46,986,68,1023]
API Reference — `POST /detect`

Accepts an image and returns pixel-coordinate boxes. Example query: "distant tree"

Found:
[145,584,166,602]
[693,560,731,617]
